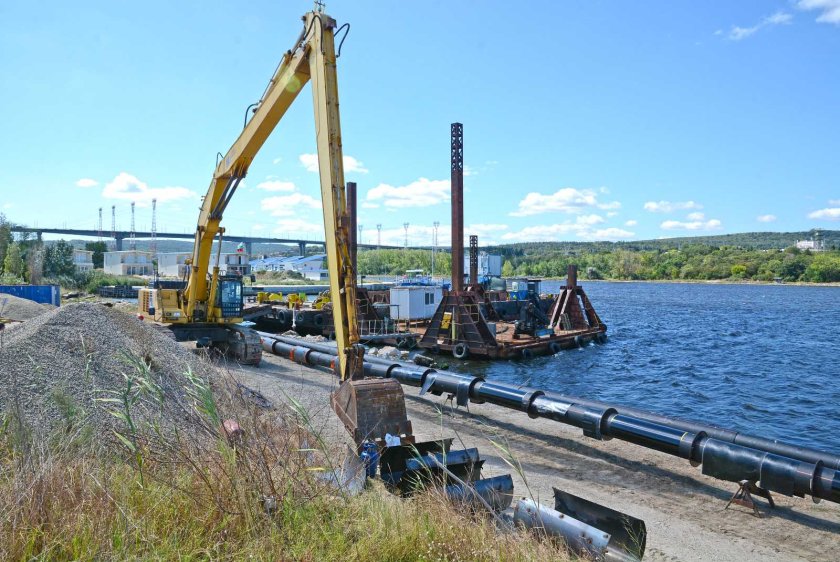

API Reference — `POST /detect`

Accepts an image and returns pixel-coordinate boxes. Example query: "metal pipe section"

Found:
[451,123,464,292]
[258,333,840,505]
[514,499,641,562]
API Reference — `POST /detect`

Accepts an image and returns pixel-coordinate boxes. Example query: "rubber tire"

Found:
[549,342,562,354]
[452,343,468,360]
[521,348,534,360]
[314,314,324,327]
[395,337,406,349]
[276,310,287,324]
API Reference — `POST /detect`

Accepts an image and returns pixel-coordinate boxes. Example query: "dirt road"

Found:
[229,353,840,561]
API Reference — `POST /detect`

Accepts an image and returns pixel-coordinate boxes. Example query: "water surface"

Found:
[447,282,840,453]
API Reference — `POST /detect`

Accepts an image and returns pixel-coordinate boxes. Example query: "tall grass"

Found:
[0,356,571,561]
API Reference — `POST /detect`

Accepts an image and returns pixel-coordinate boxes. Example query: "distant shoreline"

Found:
[568,278,840,288]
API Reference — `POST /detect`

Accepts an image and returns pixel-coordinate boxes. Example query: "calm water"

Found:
[448,282,840,453]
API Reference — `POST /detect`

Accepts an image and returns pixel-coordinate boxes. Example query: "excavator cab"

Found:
[215,276,243,318]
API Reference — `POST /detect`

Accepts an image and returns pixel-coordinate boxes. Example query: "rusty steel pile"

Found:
[259,332,840,507]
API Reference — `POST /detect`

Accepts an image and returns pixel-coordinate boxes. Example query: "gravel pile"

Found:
[0,303,220,437]
[0,293,52,322]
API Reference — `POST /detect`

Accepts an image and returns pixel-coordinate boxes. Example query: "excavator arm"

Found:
[174,8,361,378]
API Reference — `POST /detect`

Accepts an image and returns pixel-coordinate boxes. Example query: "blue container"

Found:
[359,441,379,479]
[0,285,60,306]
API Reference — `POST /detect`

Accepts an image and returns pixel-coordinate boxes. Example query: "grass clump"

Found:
[0,365,570,561]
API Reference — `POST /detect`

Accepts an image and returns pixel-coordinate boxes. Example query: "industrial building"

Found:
[220,252,251,276]
[72,249,95,272]
[103,250,154,276]
[250,254,326,280]
[463,252,502,280]
[156,252,191,278]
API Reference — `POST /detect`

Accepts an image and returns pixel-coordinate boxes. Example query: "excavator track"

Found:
[223,325,262,365]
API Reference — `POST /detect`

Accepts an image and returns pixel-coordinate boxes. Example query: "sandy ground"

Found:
[227,353,840,562]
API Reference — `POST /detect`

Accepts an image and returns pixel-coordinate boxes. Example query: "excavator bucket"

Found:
[330,378,414,448]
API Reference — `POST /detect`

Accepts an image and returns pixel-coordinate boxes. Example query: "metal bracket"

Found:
[725,479,775,517]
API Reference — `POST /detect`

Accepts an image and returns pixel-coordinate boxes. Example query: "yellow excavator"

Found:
[139,5,367,385]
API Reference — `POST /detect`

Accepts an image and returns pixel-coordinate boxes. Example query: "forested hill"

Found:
[484,230,840,256]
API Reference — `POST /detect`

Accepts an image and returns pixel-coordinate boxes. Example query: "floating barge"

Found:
[417,266,605,360]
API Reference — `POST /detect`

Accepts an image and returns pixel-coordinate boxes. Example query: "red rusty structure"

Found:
[418,124,606,360]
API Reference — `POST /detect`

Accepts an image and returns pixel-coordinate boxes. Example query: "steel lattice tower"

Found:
[98,208,103,240]
[151,198,157,255]
[130,202,136,251]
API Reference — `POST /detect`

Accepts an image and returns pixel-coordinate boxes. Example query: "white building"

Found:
[103,251,154,276]
[72,249,94,273]
[220,252,250,276]
[795,238,826,252]
[389,285,443,321]
[156,252,191,278]
[250,254,325,280]
[463,252,502,280]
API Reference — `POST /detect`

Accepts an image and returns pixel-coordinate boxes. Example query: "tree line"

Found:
[356,244,840,283]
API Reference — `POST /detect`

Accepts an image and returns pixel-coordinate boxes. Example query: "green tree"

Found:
[0,213,11,270]
[44,240,76,277]
[85,241,108,269]
[3,242,25,278]
[803,253,840,282]
[501,260,515,278]
[730,264,747,278]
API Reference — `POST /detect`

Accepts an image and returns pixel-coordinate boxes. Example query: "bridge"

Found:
[10,226,440,255]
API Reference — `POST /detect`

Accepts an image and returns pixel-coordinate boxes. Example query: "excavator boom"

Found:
[142,8,362,378]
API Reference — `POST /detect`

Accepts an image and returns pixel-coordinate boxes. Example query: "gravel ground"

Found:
[0,293,52,322]
[0,303,219,437]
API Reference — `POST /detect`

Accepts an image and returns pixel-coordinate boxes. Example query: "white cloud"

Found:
[463,165,478,177]
[797,0,840,24]
[728,11,793,40]
[366,178,450,208]
[252,223,265,231]
[644,200,703,213]
[466,223,508,244]
[661,218,722,230]
[299,153,369,174]
[829,199,840,205]
[260,193,321,217]
[589,227,635,240]
[370,224,449,247]
[256,180,296,192]
[808,207,840,220]
[272,218,323,236]
[361,202,380,209]
[625,219,638,227]
[272,157,282,165]
[757,214,777,223]
[502,215,630,242]
[75,178,99,188]
[101,172,197,205]
[686,212,705,221]
[510,188,620,217]
[2,203,13,210]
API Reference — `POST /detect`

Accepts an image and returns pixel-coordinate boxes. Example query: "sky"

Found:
[0,1,838,247]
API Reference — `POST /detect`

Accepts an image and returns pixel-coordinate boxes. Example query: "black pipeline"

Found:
[258,333,840,505]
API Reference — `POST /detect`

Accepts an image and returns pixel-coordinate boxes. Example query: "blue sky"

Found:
[1,1,838,246]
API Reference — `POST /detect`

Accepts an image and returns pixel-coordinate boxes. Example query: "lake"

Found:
[446,281,840,453]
